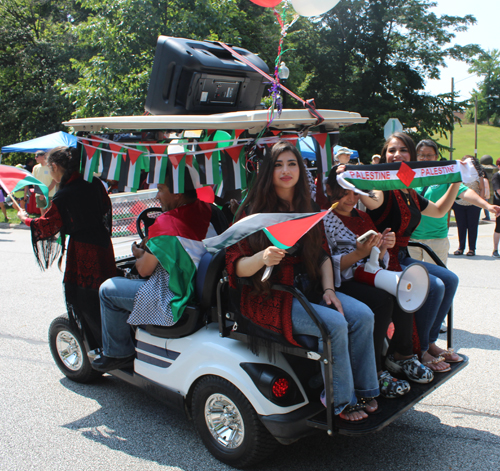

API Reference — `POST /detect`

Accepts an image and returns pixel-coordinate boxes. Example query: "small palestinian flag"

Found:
[146,199,213,323]
[126,146,147,190]
[263,206,336,249]
[81,137,104,182]
[204,211,325,253]
[337,160,478,194]
[148,144,169,185]
[312,133,333,176]
[197,140,221,186]
[0,164,50,208]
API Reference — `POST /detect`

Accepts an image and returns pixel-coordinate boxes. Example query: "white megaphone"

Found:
[354,246,430,313]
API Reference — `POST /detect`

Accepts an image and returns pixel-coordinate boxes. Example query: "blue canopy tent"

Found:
[333,145,359,160]
[1,131,78,153]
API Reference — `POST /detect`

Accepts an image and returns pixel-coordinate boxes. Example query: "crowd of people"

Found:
[15,133,500,424]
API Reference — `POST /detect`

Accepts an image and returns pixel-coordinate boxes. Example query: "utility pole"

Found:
[474,96,478,159]
[450,77,454,160]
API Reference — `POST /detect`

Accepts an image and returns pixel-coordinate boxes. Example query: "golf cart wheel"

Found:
[48,315,102,383]
[192,376,277,468]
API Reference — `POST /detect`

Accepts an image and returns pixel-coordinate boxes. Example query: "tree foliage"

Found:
[0,0,483,163]
[466,49,500,126]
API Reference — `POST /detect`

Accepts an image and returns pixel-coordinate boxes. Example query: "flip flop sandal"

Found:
[466,251,475,256]
[438,348,463,363]
[423,356,451,373]
[339,402,368,423]
[454,249,464,255]
[358,396,380,415]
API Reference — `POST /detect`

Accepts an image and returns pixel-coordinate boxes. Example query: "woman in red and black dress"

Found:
[18,146,116,349]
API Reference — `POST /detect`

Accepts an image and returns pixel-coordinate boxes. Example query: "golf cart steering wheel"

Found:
[136,207,163,240]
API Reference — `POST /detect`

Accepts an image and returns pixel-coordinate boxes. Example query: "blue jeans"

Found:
[99,277,146,358]
[400,256,459,351]
[290,293,379,415]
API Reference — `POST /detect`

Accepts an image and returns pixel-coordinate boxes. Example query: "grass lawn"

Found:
[2,206,38,225]
[434,123,500,160]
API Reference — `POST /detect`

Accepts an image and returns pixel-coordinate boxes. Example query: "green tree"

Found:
[286,0,481,159]
[0,0,86,160]
[60,0,279,118]
[466,49,500,126]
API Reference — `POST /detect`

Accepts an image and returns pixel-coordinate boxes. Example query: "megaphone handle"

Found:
[262,266,273,282]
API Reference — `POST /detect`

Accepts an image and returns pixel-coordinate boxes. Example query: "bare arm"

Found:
[320,258,343,314]
[235,246,285,278]
[132,243,159,277]
[360,190,384,210]
[421,182,461,218]
[460,188,500,216]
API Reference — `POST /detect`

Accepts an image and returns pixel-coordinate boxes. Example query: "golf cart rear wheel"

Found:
[48,315,102,383]
[192,376,277,468]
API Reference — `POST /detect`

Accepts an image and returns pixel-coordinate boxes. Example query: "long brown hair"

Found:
[380,132,417,163]
[237,140,322,293]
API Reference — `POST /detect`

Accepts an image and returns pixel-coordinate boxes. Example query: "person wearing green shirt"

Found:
[408,140,500,265]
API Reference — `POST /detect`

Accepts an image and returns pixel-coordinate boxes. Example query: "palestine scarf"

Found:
[337,160,478,194]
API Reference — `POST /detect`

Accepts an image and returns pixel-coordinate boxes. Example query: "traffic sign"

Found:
[384,118,403,139]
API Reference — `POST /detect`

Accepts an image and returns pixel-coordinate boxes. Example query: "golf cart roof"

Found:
[63,109,367,133]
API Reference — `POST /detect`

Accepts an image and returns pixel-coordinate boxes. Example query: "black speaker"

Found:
[145,36,270,115]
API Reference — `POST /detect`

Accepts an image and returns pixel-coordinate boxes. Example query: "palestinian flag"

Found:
[0,164,50,208]
[148,144,169,185]
[197,140,221,186]
[337,160,478,194]
[146,199,213,323]
[81,137,103,182]
[167,152,186,193]
[203,212,324,253]
[126,146,147,190]
[221,144,246,191]
[263,207,335,249]
[312,133,333,176]
[105,143,125,181]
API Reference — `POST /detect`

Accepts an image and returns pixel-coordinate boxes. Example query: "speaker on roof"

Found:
[145,36,270,115]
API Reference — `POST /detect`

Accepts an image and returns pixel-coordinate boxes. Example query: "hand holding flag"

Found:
[0,164,50,210]
[261,202,339,281]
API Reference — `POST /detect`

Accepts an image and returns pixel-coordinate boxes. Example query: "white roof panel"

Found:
[63,109,367,133]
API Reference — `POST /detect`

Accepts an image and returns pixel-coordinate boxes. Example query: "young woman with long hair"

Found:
[323,169,434,398]
[357,133,463,373]
[227,141,379,422]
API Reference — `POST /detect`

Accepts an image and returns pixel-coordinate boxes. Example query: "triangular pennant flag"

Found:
[128,148,144,165]
[225,145,244,164]
[149,144,168,156]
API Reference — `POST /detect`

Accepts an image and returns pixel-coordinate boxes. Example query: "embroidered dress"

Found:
[25,174,116,348]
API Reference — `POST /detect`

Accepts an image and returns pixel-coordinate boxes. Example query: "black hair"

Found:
[46,146,80,189]
[380,132,417,163]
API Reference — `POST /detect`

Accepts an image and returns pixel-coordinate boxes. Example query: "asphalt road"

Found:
[1,222,499,471]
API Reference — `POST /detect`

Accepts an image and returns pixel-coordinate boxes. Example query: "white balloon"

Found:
[291,0,340,17]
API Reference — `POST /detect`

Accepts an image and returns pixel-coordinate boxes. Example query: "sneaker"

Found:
[493,251,500,258]
[385,354,434,384]
[378,370,410,399]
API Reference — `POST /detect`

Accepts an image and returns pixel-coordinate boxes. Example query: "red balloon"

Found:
[249,0,282,7]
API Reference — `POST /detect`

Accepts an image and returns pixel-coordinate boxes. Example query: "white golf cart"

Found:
[48,109,468,469]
